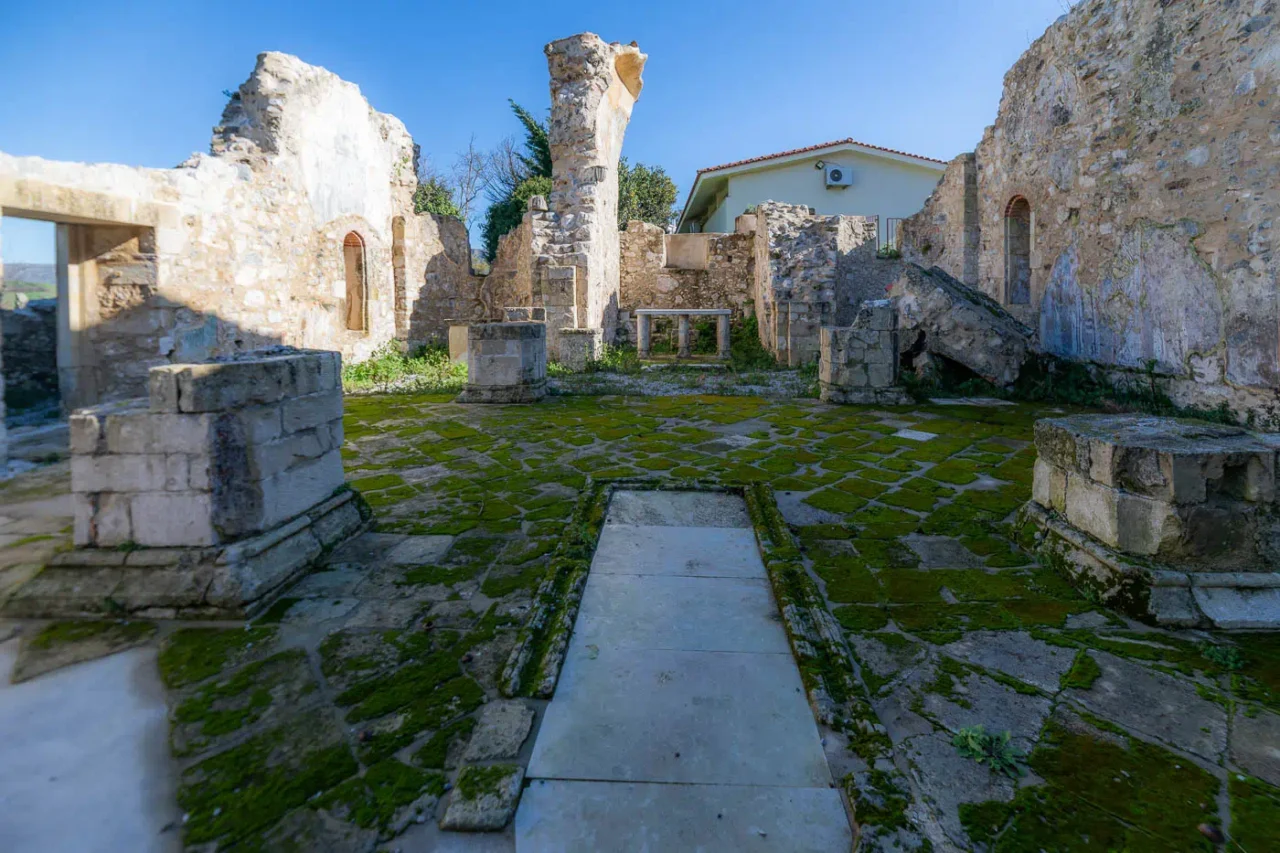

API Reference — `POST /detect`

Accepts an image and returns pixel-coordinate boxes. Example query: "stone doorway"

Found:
[0,216,59,426]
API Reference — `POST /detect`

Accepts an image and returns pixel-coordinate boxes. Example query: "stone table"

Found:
[635,308,731,359]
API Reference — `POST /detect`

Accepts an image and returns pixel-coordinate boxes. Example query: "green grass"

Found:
[343,342,466,394]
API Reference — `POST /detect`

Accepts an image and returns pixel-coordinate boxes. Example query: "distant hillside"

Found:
[4,263,55,285]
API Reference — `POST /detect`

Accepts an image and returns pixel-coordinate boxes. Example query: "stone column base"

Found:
[456,381,548,404]
[557,328,603,372]
[1020,501,1280,630]
[2,489,368,620]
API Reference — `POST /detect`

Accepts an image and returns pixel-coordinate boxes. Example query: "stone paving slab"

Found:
[605,489,751,528]
[592,524,764,578]
[574,573,790,654]
[515,780,852,852]
[0,640,180,852]
[528,644,831,787]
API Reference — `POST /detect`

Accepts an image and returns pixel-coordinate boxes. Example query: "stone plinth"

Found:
[1023,414,1280,628]
[457,322,547,403]
[819,300,910,405]
[4,350,365,619]
[558,328,603,372]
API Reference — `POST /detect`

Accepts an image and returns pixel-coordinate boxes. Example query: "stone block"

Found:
[69,413,104,455]
[258,449,345,531]
[1062,474,1178,556]
[251,429,327,480]
[459,322,547,404]
[1032,459,1067,511]
[281,390,344,434]
[130,492,217,547]
[72,454,169,494]
[448,324,469,365]
[558,328,603,372]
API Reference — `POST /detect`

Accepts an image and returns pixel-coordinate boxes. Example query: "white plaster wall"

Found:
[703,151,944,234]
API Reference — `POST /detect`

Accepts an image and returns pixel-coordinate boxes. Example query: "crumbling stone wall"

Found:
[533,34,646,344]
[618,221,754,315]
[900,153,978,286]
[901,0,1280,423]
[0,52,480,408]
[752,203,889,365]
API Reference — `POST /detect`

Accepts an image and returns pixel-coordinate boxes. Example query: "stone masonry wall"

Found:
[901,0,1280,424]
[618,221,754,315]
[753,203,884,366]
[900,153,979,286]
[0,52,479,407]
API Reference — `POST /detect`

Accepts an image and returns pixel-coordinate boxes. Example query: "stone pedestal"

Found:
[558,328,603,372]
[819,300,910,405]
[3,350,365,619]
[457,322,547,404]
[1023,414,1280,628]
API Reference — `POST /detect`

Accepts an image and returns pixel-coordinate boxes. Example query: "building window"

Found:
[343,231,367,331]
[1004,197,1031,305]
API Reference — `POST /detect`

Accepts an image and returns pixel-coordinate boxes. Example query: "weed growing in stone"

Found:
[952,725,1025,778]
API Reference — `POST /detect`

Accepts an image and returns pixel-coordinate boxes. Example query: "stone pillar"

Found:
[538,266,579,361]
[457,322,547,404]
[677,315,691,358]
[543,33,647,342]
[3,350,364,619]
[637,313,652,358]
[819,300,908,405]
[716,314,731,359]
[558,328,603,372]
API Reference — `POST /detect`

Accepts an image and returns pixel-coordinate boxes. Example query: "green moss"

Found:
[983,717,1220,852]
[172,650,316,754]
[413,717,476,769]
[1231,774,1280,851]
[1061,650,1102,690]
[814,555,882,603]
[834,605,890,632]
[28,619,154,651]
[350,473,405,491]
[159,626,278,689]
[846,769,910,830]
[803,487,868,515]
[926,459,981,485]
[455,763,517,801]
[959,800,1014,846]
[317,759,446,830]
[835,477,890,499]
[481,565,544,598]
[178,718,358,845]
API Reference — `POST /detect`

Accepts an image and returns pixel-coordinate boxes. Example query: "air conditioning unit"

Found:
[824,163,852,188]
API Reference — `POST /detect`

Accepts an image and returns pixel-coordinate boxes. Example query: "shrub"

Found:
[342,342,466,394]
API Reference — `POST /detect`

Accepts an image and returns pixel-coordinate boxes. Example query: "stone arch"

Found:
[342,231,367,332]
[1004,196,1032,305]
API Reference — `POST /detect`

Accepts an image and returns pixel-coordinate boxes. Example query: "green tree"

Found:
[617,158,678,231]
[481,101,554,260]
[481,175,553,261]
[413,175,461,219]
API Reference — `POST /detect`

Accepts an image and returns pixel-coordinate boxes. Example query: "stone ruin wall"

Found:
[752,203,901,366]
[616,221,755,343]
[899,153,979,286]
[902,0,1280,424]
[0,52,481,409]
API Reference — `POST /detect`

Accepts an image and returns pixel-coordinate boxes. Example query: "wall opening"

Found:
[343,231,367,332]
[1004,196,1031,305]
[391,217,407,339]
[0,216,60,424]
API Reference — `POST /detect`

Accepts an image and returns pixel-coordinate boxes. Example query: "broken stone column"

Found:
[457,322,547,403]
[3,350,364,619]
[1021,414,1280,629]
[819,300,911,405]
[538,33,646,346]
[891,263,1033,387]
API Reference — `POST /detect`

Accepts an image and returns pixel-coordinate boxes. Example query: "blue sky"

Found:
[0,0,1075,262]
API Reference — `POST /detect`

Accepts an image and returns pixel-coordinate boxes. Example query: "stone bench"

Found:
[635,308,731,359]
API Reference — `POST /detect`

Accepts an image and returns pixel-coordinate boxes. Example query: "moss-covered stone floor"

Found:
[1,393,1278,851]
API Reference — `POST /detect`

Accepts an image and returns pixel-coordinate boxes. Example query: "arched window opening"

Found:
[343,231,367,331]
[1004,197,1031,306]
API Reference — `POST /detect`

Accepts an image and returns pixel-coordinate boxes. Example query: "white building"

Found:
[676,138,947,238]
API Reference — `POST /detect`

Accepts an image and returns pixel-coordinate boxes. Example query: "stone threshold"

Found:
[1021,502,1280,629]
[2,489,369,620]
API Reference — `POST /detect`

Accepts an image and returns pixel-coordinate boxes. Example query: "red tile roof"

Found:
[695,137,947,175]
